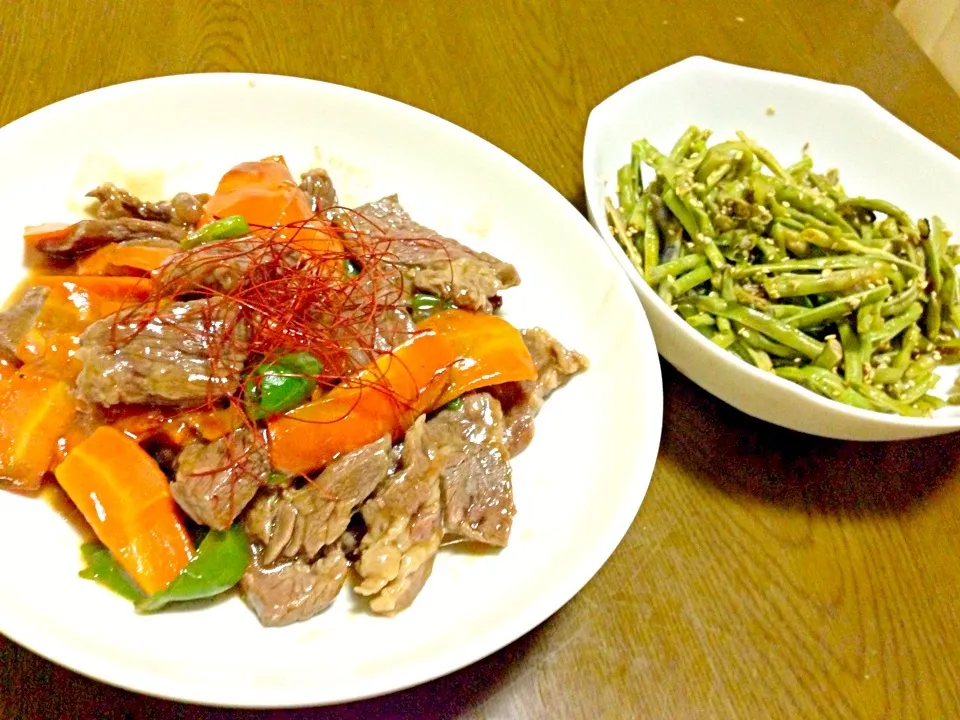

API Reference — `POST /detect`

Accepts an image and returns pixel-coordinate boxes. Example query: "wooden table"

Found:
[2,1,960,717]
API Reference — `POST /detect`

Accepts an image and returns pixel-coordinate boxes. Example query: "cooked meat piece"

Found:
[342,195,520,312]
[87,183,210,226]
[171,429,269,530]
[334,306,416,372]
[33,218,186,260]
[299,168,338,211]
[76,298,248,406]
[489,328,589,456]
[158,241,255,294]
[0,286,48,361]
[244,435,392,564]
[423,393,514,547]
[355,416,442,615]
[241,545,348,627]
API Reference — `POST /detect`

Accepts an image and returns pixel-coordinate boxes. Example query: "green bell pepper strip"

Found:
[136,524,251,613]
[78,542,143,602]
[181,214,251,250]
[245,351,323,419]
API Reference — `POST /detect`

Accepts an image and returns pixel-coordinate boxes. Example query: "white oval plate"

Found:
[0,75,662,707]
[584,56,960,441]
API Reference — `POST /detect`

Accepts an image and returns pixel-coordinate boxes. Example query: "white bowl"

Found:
[0,73,662,706]
[584,56,960,441]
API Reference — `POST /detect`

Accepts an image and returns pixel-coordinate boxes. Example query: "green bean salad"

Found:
[607,126,960,417]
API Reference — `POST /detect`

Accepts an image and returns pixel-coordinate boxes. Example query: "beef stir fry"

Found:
[1,156,587,625]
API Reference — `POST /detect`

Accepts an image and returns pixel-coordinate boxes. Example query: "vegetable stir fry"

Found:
[0,156,588,625]
[607,126,959,417]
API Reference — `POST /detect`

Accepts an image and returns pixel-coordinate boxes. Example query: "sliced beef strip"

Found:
[241,545,349,627]
[333,306,416,373]
[299,168,338,212]
[423,393,515,547]
[33,218,186,260]
[355,416,443,615]
[76,298,248,406]
[244,435,392,564]
[171,428,269,531]
[488,328,589,456]
[157,240,255,294]
[87,183,210,226]
[341,195,520,312]
[0,286,49,361]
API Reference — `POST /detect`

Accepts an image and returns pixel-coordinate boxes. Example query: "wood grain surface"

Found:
[2,1,960,718]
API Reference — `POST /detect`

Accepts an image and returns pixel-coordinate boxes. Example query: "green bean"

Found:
[775,185,858,237]
[685,313,715,328]
[872,324,920,385]
[842,197,919,237]
[673,265,714,295]
[786,155,814,180]
[712,330,737,349]
[880,282,920,317]
[763,267,885,299]
[605,198,644,272]
[730,255,883,278]
[617,164,638,218]
[735,324,800,358]
[925,294,943,340]
[838,321,863,384]
[669,126,702,161]
[633,139,669,172]
[657,277,675,305]
[662,188,725,269]
[857,301,882,335]
[716,315,733,337]
[851,381,927,416]
[799,228,923,273]
[649,254,706,284]
[863,302,924,348]
[694,296,825,359]
[813,337,844,370]
[642,196,660,284]
[892,372,942,405]
[736,131,789,180]
[775,366,873,410]
[905,353,938,381]
[786,286,892,330]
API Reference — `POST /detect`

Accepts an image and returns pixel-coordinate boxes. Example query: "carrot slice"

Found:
[417,309,538,406]
[29,275,153,303]
[0,371,76,491]
[268,329,454,476]
[54,426,194,594]
[23,223,71,249]
[202,157,342,255]
[75,244,178,277]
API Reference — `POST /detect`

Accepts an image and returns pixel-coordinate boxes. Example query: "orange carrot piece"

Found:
[181,405,246,442]
[0,372,76,491]
[416,309,538,406]
[75,244,178,277]
[202,157,342,255]
[23,223,71,248]
[54,426,194,594]
[268,330,454,476]
[29,275,153,303]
